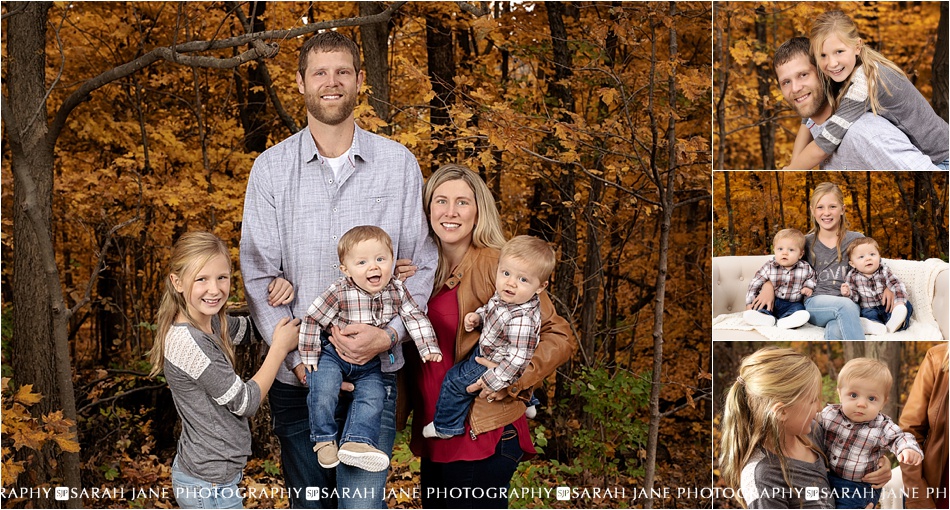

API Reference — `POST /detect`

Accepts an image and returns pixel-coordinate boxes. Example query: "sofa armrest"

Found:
[934,267,948,340]
[713,255,773,317]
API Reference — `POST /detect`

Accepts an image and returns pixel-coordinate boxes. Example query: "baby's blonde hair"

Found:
[810,10,906,115]
[844,237,880,263]
[150,232,233,377]
[500,235,556,283]
[337,225,393,264]
[719,347,823,507]
[838,357,892,396]
[807,182,851,263]
[773,228,806,252]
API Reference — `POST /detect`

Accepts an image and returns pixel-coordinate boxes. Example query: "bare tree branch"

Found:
[48,2,406,144]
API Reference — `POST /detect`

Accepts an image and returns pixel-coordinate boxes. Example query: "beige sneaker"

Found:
[313,441,339,469]
[337,442,390,472]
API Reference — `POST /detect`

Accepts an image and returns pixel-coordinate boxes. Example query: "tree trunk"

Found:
[754,6,775,169]
[426,11,455,165]
[644,3,676,507]
[724,172,736,255]
[7,2,82,506]
[932,2,949,121]
[841,342,901,422]
[240,1,270,153]
[360,1,392,136]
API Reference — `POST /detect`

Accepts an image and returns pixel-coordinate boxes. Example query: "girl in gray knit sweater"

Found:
[150,232,300,509]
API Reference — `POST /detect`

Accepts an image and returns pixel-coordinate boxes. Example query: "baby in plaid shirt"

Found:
[816,357,923,509]
[743,228,816,329]
[295,226,442,472]
[841,237,912,335]
[423,235,555,439]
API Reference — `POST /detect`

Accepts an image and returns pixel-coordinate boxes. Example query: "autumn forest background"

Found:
[714,1,949,170]
[2,2,713,508]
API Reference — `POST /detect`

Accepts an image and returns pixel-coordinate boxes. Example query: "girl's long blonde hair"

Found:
[810,10,906,115]
[807,182,851,263]
[423,164,506,291]
[719,347,823,508]
[149,232,234,377]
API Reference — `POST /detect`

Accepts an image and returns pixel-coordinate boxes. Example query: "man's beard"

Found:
[792,87,828,120]
[305,89,357,126]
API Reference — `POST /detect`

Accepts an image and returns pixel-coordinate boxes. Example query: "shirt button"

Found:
[329,179,334,184]
[333,208,338,212]
[332,235,337,240]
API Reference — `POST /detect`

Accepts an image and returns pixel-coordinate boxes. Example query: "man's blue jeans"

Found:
[171,457,243,509]
[860,300,913,332]
[829,472,880,509]
[805,294,864,340]
[270,361,396,507]
[755,297,805,320]
[307,338,386,448]
[432,349,488,437]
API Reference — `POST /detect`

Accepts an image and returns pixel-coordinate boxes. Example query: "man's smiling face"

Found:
[775,53,827,119]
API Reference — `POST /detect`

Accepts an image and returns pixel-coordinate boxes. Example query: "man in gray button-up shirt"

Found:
[240,32,437,508]
[774,37,937,170]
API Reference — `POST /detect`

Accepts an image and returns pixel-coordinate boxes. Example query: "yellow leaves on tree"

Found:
[1,379,81,487]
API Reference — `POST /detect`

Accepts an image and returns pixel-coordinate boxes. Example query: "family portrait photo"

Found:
[2,1,713,508]
[714,1,949,170]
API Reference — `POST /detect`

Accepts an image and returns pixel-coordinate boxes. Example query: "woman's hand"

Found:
[750,281,775,311]
[465,357,508,401]
[862,456,892,488]
[394,258,417,282]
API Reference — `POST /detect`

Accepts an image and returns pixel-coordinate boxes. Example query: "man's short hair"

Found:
[774,36,813,73]
[337,225,392,263]
[844,237,881,261]
[773,228,806,252]
[838,357,893,397]
[500,235,556,282]
[298,31,362,78]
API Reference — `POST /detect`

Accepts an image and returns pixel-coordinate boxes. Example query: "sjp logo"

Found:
[804,487,820,501]
[54,487,70,501]
[556,487,571,501]
[305,487,321,501]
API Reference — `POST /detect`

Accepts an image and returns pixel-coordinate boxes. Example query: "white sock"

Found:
[776,310,810,329]
[422,422,452,439]
[525,405,537,419]
[743,309,776,327]
[886,304,908,333]
[861,318,887,336]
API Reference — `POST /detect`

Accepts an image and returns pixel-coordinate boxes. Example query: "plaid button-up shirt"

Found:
[745,259,817,305]
[298,277,441,371]
[817,404,923,482]
[845,264,908,308]
[474,294,542,392]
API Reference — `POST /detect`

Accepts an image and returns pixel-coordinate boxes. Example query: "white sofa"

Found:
[712,255,949,341]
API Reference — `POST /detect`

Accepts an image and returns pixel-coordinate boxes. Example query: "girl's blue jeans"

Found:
[805,294,864,340]
[171,457,243,509]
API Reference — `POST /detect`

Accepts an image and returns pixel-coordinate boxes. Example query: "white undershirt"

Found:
[323,148,352,183]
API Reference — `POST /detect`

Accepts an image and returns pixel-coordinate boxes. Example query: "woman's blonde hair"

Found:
[149,232,234,377]
[423,164,506,290]
[810,10,906,115]
[719,347,823,507]
[807,182,851,263]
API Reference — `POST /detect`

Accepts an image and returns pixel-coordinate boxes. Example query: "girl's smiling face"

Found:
[818,34,860,83]
[812,192,845,233]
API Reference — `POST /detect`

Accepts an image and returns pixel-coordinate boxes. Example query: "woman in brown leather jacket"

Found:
[900,343,948,509]
[402,164,576,508]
